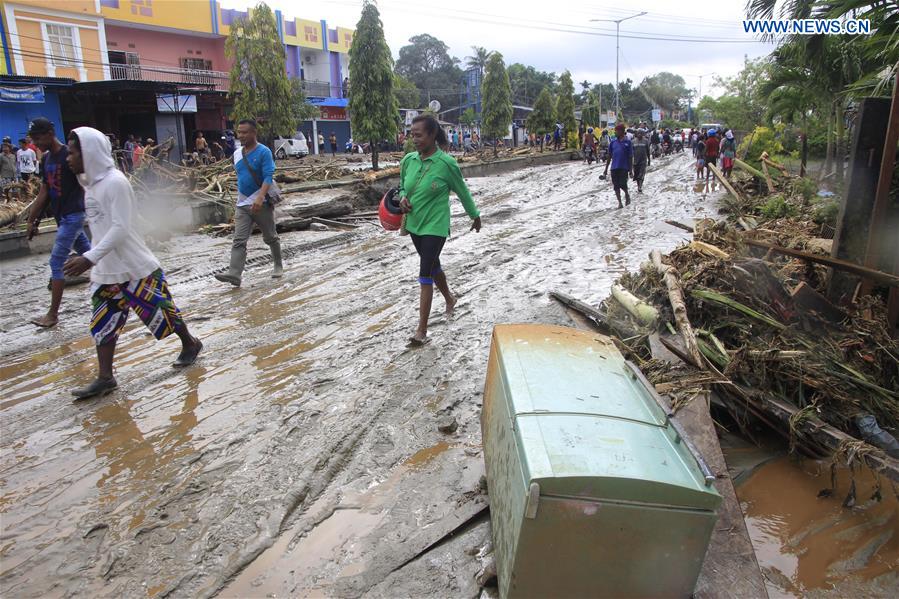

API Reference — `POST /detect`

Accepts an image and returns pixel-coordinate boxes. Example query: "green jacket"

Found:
[400,149,479,237]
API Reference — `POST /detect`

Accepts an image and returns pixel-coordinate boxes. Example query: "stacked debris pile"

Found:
[558,156,899,480]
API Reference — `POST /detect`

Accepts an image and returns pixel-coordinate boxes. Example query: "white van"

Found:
[274,132,309,158]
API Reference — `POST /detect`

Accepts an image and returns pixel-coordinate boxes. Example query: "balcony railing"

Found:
[302,79,335,98]
[109,64,230,90]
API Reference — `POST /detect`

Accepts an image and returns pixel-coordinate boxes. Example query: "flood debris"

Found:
[561,161,899,483]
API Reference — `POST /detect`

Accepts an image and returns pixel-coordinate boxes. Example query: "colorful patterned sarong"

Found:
[90,269,184,346]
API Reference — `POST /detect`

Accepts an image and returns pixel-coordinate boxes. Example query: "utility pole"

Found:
[689,71,715,122]
[591,11,646,120]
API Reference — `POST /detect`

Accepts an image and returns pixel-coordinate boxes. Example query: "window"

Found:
[45,24,78,68]
[181,57,212,71]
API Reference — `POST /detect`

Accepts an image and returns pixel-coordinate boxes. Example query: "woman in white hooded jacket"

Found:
[63,127,203,399]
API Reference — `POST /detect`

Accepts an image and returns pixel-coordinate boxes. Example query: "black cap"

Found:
[28,117,54,136]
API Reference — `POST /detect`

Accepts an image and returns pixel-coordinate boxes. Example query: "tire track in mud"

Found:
[0,154,718,598]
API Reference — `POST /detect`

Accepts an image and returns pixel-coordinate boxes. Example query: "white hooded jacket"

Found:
[77,127,160,284]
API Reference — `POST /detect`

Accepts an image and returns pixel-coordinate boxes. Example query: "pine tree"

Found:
[226,3,316,146]
[555,70,577,148]
[527,88,555,152]
[480,52,512,156]
[348,0,398,170]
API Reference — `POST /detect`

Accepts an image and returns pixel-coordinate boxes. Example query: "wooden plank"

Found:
[708,163,743,201]
[744,238,899,288]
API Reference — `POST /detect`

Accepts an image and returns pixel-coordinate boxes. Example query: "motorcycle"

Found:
[651,143,661,159]
[662,141,672,156]
[597,146,609,163]
[583,144,596,165]
[673,139,683,153]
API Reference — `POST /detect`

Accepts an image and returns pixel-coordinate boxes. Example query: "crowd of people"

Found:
[576,122,738,208]
[0,134,42,185]
[17,112,483,398]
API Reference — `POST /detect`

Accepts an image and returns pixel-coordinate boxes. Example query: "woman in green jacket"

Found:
[400,114,482,345]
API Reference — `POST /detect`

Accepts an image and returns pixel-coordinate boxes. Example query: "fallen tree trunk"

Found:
[549,291,640,340]
[275,217,312,233]
[611,284,659,327]
[650,250,704,367]
[708,163,743,202]
[733,158,766,180]
[744,238,899,288]
[284,200,353,220]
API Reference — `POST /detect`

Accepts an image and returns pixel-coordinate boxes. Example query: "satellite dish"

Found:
[428,100,441,113]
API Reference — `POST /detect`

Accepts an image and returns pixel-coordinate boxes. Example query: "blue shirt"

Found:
[234,143,275,200]
[609,138,633,171]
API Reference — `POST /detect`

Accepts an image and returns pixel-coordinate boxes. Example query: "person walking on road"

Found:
[602,124,634,208]
[721,130,736,179]
[704,129,720,181]
[317,132,325,155]
[61,127,203,399]
[215,119,283,286]
[26,118,92,328]
[17,138,37,181]
[0,142,16,183]
[552,124,562,151]
[632,129,651,193]
[398,114,482,346]
[329,132,338,156]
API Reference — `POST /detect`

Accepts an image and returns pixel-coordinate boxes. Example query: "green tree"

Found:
[555,71,577,147]
[638,72,690,113]
[394,73,421,108]
[395,34,463,111]
[581,91,601,127]
[348,0,398,170]
[507,63,557,106]
[226,4,316,145]
[460,107,478,128]
[465,46,490,76]
[526,88,555,152]
[481,52,513,156]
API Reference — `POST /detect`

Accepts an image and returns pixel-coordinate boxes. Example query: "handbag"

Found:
[239,147,283,205]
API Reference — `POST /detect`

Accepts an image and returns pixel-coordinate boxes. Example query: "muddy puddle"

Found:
[738,456,899,597]
[2,153,731,597]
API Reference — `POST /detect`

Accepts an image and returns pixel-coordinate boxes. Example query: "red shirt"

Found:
[705,137,720,159]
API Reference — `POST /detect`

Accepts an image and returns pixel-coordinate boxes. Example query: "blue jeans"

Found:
[49,212,91,280]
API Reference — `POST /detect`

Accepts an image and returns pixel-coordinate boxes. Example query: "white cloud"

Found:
[221,0,772,97]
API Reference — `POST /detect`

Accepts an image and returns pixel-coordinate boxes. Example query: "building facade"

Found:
[0,0,354,158]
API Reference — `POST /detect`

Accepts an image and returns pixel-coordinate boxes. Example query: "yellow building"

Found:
[1,0,108,81]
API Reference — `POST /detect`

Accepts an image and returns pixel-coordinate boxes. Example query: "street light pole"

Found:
[687,71,715,123]
[591,11,646,121]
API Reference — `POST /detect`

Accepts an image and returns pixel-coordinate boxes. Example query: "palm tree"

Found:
[465,46,491,76]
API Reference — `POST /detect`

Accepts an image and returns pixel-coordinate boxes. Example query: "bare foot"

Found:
[409,331,430,346]
[445,295,457,317]
[31,314,58,328]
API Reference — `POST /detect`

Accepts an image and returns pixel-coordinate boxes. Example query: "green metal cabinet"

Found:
[481,324,721,599]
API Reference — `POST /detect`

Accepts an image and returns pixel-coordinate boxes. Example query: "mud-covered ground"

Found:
[3,153,890,598]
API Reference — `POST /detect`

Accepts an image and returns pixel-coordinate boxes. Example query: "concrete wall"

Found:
[105,24,228,72]
[300,47,329,84]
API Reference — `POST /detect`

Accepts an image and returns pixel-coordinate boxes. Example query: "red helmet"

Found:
[379,188,403,231]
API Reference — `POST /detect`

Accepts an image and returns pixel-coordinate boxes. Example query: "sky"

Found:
[221,0,775,99]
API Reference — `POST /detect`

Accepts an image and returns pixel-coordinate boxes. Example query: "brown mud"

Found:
[3,153,886,597]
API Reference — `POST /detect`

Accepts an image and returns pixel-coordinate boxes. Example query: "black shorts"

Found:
[706,156,717,167]
[610,168,629,191]
[410,233,446,285]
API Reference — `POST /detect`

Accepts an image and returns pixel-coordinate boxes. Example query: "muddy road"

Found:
[1,153,720,598]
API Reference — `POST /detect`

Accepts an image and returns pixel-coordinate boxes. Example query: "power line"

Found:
[326,0,766,43]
